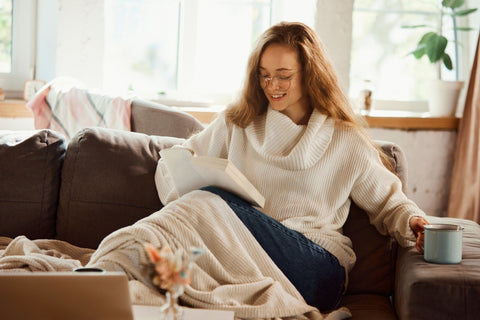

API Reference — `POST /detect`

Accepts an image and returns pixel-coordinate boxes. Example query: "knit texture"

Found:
[157,107,426,273]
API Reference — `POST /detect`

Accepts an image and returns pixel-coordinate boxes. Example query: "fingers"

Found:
[415,231,424,254]
[410,216,429,234]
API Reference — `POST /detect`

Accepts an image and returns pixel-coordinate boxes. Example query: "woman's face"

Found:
[258,43,310,124]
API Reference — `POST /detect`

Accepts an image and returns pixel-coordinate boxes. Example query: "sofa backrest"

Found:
[130,99,205,138]
[0,129,66,239]
[55,127,184,249]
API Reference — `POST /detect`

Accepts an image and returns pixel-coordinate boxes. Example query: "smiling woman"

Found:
[258,44,309,124]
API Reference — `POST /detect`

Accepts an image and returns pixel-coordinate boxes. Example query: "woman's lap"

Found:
[201,186,345,311]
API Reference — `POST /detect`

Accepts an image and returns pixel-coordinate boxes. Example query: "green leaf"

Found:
[410,43,427,59]
[442,53,453,70]
[453,27,475,31]
[401,24,430,29]
[424,34,448,63]
[442,0,465,9]
[419,32,437,44]
[452,8,478,16]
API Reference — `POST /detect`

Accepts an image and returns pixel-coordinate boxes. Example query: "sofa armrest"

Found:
[376,140,408,194]
[394,216,480,320]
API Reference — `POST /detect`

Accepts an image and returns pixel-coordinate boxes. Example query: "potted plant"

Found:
[403,0,477,116]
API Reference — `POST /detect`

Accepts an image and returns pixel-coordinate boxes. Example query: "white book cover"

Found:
[159,148,265,208]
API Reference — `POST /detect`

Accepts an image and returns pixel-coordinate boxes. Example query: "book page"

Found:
[191,157,265,208]
[160,149,265,208]
[159,148,205,196]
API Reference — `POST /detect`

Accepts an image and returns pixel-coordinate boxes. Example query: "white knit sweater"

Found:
[156,107,426,273]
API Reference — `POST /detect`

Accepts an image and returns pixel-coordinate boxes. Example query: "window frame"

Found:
[350,1,475,111]
[0,0,36,95]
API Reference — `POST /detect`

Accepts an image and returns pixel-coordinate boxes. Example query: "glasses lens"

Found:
[278,78,290,89]
[258,75,291,90]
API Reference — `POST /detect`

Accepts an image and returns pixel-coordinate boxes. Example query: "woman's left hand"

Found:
[409,216,429,253]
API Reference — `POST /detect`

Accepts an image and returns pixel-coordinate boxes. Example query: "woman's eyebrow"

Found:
[258,66,294,72]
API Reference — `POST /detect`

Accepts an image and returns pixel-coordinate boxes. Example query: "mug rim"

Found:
[424,223,464,231]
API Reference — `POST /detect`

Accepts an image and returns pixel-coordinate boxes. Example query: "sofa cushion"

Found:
[0,129,67,239]
[56,127,184,249]
[340,293,397,320]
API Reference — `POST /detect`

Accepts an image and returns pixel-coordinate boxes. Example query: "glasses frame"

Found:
[258,70,299,90]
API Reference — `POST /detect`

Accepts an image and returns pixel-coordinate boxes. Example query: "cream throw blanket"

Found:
[0,191,350,320]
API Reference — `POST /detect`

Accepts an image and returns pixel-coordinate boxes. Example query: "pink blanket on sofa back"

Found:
[27,79,132,141]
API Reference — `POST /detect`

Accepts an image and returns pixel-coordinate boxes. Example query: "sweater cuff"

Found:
[154,158,180,205]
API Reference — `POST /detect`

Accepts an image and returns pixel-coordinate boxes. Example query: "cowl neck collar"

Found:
[244,107,335,170]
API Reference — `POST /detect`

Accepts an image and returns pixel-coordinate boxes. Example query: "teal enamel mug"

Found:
[424,224,464,264]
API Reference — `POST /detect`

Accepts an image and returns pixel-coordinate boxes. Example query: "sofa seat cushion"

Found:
[0,129,67,239]
[395,216,480,320]
[56,127,184,249]
[340,294,396,320]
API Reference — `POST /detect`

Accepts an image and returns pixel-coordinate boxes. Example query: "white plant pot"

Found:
[428,80,464,117]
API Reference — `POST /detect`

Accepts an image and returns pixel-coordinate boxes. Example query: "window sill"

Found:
[0,100,32,118]
[0,100,459,130]
[179,107,460,130]
[362,110,459,130]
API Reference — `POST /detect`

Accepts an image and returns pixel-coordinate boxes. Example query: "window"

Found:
[0,0,12,73]
[0,0,36,95]
[104,0,315,106]
[350,0,474,110]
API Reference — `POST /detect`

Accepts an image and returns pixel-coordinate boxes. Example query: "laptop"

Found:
[0,271,134,320]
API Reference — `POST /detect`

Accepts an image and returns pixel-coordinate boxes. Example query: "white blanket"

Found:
[0,191,350,320]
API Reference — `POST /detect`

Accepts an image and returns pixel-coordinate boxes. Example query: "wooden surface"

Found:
[0,100,459,130]
[0,100,32,118]
[186,108,460,130]
[363,114,459,130]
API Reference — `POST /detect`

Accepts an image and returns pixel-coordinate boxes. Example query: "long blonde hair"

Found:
[226,21,394,171]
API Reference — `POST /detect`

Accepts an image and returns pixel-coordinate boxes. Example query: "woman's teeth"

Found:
[272,94,285,98]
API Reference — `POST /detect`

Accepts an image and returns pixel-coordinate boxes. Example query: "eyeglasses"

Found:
[258,71,299,90]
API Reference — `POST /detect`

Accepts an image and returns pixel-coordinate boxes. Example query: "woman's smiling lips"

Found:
[270,93,286,101]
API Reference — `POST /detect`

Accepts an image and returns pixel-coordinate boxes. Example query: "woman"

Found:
[156,21,429,311]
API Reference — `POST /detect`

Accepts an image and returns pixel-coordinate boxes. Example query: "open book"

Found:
[159,148,265,208]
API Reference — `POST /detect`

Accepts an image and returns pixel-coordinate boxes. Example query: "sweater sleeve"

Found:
[154,112,231,205]
[181,111,230,157]
[154,157,180,205]
[349,139,427,248]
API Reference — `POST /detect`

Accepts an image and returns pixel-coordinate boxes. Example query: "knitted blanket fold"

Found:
[0,190,350,320]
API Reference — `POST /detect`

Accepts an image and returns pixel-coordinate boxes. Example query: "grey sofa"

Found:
[1,100,479,319]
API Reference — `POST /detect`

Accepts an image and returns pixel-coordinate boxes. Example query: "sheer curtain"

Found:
[448,33,480,223]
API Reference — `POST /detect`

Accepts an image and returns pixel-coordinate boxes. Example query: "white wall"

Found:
[315,0,353,94]
[368,128,457,217]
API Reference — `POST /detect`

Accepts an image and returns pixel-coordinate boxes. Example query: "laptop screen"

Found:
[0,271,134,320]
